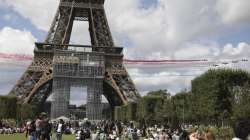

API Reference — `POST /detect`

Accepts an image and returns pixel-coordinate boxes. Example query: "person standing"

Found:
[35,116,43,140]
[56,119,65,140]
[159,131,166,140]
[26,120,36,140]
[0,120,2,128]
[172,130,180,140]
[75,129,84,140]
[91,130,100,140]
[41,119,52,140]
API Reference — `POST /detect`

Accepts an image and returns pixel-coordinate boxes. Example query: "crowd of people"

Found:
[24,115,193,140]
[72,121,191,140]
[1,116,250,140]
[0,120,24,134]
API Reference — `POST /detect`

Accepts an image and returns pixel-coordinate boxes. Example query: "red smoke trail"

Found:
[0,53,33,61]
[0,53,208,64]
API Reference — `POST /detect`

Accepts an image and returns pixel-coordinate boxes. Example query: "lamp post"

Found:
[182,99,185,124]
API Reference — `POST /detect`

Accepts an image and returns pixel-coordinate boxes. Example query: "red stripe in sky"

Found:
[0,53,208,64]
[0,53,33,61]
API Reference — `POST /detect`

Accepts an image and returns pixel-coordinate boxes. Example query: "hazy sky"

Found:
[0,0,250,104]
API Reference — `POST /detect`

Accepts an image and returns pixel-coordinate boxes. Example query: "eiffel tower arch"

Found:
[9,0,140,119]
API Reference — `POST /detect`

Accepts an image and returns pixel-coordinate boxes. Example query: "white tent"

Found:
[53,116,70,122]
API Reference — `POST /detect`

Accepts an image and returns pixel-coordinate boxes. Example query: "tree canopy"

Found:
[115,68,250,126]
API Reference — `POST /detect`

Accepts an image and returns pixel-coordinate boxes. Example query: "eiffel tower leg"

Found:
[10,6,75,105]
[44,6,74,44]
[45,8,60,43]
[90,8,114,47]
[103,66,140,105]
[53,7,74,44]
[10,70,43,99]
[10,51,53,104]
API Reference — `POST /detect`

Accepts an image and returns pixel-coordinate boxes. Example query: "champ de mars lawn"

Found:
[0,134,75,140]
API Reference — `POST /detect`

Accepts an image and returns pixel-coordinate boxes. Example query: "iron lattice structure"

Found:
[9,0,140,119]
[51,48,104,119]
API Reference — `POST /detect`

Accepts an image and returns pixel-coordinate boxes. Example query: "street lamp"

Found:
[182,99,185,124]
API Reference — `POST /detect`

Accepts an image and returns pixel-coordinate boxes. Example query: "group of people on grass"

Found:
[0,120,24,134]
[1,116,250,140]
[24,117,193,140]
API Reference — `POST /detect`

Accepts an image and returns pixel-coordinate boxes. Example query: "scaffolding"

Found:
[51,46,105,120]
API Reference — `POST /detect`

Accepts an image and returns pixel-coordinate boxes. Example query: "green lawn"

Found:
[0,134,75,140]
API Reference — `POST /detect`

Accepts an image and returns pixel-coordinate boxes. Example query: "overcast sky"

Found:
[0,0,250,104]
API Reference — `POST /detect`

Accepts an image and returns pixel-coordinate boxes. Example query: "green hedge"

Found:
[0,96,17,119]
[114,105,130,121]
[0,96,36,120]
[114,96,164,123]
[16,104,36,121]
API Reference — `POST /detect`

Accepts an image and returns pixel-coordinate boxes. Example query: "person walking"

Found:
[56,119,65,140]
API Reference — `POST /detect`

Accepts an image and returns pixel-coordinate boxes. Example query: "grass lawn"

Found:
[0,133,75,140]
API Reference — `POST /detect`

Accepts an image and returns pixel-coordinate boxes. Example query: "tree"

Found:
[16,104,36,121]
[114,68,250,126]
[147,89,171,98]
[191,68,250,125]
[232,83,250,120]
[0,96,17,119]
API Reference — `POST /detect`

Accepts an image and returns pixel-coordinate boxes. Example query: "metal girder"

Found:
[60,2,103,9]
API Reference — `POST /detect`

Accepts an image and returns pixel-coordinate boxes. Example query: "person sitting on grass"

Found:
[189,130,215,140]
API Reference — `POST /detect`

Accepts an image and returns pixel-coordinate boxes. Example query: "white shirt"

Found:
[76,131,82,140]
[232,138,242,140]
[57,123,63,133]
[91,133,98,140]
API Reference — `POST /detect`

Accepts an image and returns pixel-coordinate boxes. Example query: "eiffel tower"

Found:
[9,0,140,119]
